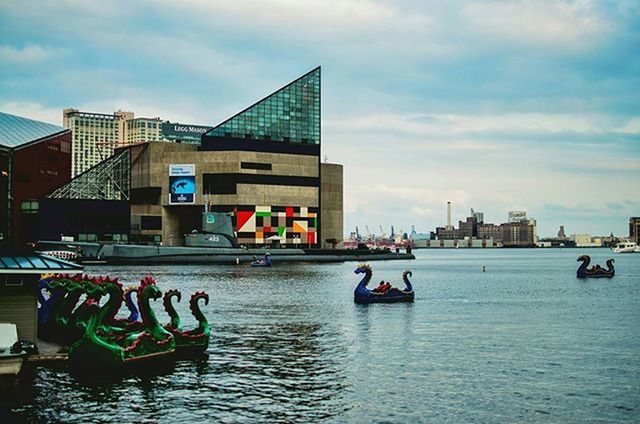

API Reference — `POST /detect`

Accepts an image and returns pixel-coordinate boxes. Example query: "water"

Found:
[2,249,639,422]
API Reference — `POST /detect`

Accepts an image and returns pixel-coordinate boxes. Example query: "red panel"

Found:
[308,232,315,244]
[286,207,293,217]
[236,211,254,231]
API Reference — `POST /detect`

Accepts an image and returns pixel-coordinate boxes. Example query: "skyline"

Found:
[1,1,638,237]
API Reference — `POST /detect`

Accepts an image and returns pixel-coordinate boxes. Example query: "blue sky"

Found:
[1,0,638,237]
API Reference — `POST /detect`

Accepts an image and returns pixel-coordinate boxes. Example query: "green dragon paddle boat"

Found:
[69,276,176,371]
[163,289,211,355]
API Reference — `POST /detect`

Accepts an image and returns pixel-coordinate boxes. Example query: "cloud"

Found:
[0,44,56,64]
[462,0,609,49]
[0,101,60,125]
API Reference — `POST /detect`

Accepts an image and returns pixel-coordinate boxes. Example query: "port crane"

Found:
[379,225,387,239]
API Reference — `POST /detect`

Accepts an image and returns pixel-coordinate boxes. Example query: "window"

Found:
[241,162,272,171]
[21,200,39,214]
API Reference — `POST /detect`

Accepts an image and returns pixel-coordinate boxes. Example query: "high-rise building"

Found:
[64,109,211,177]
[558,225,566,239]
[63,109,132,177]
[630,217,640,244]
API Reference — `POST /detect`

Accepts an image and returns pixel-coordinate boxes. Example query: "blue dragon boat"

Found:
[353,264,414,304]
[576,255,615,278]
[251,253,272,267]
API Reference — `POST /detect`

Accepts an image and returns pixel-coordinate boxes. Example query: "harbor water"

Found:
[2,248,639,422]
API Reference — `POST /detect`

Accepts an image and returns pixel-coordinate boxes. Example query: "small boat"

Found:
[0,323,37,376]
[39,250,80,261]
[163,289,211,355]
[576,255,615,278]
[353,264,415,304]
[251,253,272,267]
[613,241,640,253]
[69,276,176,371]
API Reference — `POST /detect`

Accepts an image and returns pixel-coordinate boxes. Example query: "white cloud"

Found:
[326,112,635,139]
[462,0,609,49]
[0,101,61,125]
[0,44,56,64]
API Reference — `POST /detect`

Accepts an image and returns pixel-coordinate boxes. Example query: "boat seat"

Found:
[0,323,19,351]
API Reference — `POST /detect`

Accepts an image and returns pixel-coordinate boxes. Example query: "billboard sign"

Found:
[508,210,528,223]
[161,122,211,141]
[169,164,196,204]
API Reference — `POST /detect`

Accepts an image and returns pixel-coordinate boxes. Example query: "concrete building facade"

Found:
[46,67,343,248]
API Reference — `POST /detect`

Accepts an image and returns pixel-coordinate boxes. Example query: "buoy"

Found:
[236,258,240,264]
[482,266,486,272]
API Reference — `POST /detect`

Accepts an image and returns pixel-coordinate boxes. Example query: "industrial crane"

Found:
[379,225,387,239]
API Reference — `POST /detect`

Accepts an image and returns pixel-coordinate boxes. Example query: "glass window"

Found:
[205,67,320,144]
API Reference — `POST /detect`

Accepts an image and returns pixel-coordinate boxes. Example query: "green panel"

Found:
[206,67,320,144]
[278,227,285,236]
[256,212,271,217]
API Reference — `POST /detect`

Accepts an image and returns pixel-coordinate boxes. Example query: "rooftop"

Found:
[0,111,67,149]
[0,244,83,274]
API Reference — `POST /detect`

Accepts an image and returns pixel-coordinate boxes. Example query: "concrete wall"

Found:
[320,163,343,248]
[129,142,342,247]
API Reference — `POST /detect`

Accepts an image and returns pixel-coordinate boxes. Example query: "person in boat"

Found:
[381,282,392,293]
[373,281,386,292]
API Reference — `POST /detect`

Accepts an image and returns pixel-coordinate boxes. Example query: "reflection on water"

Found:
[1,249,639,422]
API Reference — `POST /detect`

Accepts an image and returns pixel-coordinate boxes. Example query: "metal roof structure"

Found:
[47,148,131,200]
[0,245,83,274]
[0,111,67,149]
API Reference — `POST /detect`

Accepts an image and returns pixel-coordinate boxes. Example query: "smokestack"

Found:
[446,201,453,230]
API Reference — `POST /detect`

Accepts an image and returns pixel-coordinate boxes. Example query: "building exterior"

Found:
[557,225,567,239]
[43,67,343,248]
[630,217,640,244]
[478,223,502,241]
[63,109,131,177]
[64,109,210,177]
[0,112,72,243]
[501,222,535,247]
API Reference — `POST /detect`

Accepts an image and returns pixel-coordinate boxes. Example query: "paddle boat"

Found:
[251,253,272,267]
[353,264,415,304]
[576,255,615,278]
[69,276,176,371]
[163,289,211,355]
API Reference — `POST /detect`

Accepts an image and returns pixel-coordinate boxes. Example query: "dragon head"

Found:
[163,288,182,310]
[354,263,371,274]
[138,275,162,301]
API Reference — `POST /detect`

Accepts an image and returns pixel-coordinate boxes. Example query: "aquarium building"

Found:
[43,67,343,248]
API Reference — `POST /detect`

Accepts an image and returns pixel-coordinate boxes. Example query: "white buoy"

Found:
[236,258,240,264]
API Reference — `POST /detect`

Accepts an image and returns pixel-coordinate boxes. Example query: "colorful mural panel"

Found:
[235,205,318,246]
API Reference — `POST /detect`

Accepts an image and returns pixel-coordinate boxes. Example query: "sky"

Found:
[1,0,638,238]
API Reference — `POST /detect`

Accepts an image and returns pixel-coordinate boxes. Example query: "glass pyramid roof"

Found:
[206,67,320,144]
[0,111,66,149]
[47,149,130,201]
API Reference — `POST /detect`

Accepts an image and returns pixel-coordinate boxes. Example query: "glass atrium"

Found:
[206,67,320,144]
